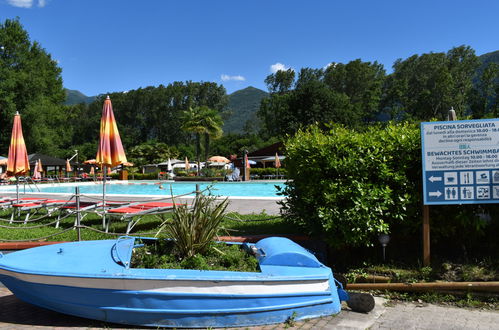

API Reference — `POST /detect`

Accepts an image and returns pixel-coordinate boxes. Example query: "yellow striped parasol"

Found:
[95,96,127,230]
[96,96,127,167]
[66,159,73,173]
[6,112,30,201]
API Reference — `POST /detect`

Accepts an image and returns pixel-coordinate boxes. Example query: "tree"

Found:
[0,18,66,154]
[383,46,480,120]
[470,63,499,118]
[324,59,385,121]
[127,141,179,167]
[181,106,223,171]
[264,69,295,94]
[258,59,383,137]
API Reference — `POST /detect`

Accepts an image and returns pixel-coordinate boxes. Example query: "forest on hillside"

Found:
[1,18,498,166]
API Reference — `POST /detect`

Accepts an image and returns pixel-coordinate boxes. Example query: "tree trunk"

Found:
[196,133,201,175]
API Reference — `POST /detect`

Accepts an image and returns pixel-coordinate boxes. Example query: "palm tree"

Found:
[181,106,223,173]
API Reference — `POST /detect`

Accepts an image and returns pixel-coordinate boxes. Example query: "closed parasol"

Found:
[95,96,127,229]
[66,159,73,173]
[6,112,30,201]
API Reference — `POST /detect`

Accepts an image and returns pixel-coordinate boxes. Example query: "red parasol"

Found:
[95,96,127,230]
[7,112,30,201]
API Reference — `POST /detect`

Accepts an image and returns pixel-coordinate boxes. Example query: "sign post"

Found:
[421,117,499,265]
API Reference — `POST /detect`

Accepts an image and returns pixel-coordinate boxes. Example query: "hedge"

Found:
[280,122,422,249]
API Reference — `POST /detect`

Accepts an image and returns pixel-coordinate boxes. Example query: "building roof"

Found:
[248,142,284,157]
[28,153,71,166]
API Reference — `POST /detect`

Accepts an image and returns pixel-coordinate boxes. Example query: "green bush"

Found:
[249,168,287,176]
[280,122,421,249]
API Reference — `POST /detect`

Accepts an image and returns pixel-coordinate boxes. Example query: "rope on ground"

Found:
[78,224,157,236]
[0,216,67,229]
[0,226,75,242]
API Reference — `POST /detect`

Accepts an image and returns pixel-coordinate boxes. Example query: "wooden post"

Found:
[422,107,456,266]
[423,204,430,266]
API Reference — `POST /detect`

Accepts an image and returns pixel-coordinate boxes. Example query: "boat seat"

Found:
[256,237,322,268]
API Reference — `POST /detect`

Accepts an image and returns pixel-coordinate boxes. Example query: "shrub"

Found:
[280,122,421,249]
[157,194,229,258]
[248,168,287,176]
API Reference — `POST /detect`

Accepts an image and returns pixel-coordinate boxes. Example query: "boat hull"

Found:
[0,237,342,328]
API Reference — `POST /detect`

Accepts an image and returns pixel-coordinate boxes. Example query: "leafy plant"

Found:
[280,122,421,249]
[131,240,259,272]
[157,194,229,258]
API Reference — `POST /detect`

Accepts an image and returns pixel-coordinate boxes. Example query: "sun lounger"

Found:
[10,199,68,224]
[0,197,47,210]
[106,201,181,234]
[55,201,103,228]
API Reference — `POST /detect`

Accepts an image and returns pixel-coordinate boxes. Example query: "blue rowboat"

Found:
[0,237,359,328]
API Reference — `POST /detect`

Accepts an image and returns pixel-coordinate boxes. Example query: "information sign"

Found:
[421,119,499,205]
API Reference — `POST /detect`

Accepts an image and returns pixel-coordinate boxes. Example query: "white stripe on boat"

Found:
[0,269,330,294]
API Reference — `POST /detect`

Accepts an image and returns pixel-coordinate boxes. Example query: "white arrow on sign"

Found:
[429,176,442,182]
[429,191,442,198]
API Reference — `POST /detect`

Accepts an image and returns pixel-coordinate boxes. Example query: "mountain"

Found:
[478,50,499,68]
[224,86,268,134]
[64,89,96,105]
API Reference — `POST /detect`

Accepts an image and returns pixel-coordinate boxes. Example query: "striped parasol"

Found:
[66,159,73,173]
[275,152,281,168]
[33,160,41,180]
[95,96,127,230]
[6,112,30,201]
[96,96,127,167]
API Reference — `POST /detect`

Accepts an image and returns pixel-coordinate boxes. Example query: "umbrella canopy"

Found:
[7,112,30,176]
[84,159,97,165]
[89,167,95,175]
[185,157,190,171]
[245,154,251,168]
[96,96,127,167]
[66,159,73,172]
[37,159,43,173]
[95,96,127,231]
[208,156,230,163]
[275,153,281,168]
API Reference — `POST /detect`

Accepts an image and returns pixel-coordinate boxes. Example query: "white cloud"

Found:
[221,74,246,82]
[270,62,293,73]
[6,0,48,8]
[324,62,336,69]
[7,0,34,8]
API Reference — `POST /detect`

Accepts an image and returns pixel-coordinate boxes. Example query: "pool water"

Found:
[10,181,286,198]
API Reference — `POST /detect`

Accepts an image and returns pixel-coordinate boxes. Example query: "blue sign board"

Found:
[421,119,499,205]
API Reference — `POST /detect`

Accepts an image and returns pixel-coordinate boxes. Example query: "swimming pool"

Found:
[1,181,286,199]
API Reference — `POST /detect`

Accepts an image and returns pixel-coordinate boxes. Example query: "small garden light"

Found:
[378,234,390,261]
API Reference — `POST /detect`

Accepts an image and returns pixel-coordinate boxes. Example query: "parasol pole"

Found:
[16,178,19,203]
[102,165,107,230]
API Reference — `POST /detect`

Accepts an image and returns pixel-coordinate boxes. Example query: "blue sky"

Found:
[1,0,498,96]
